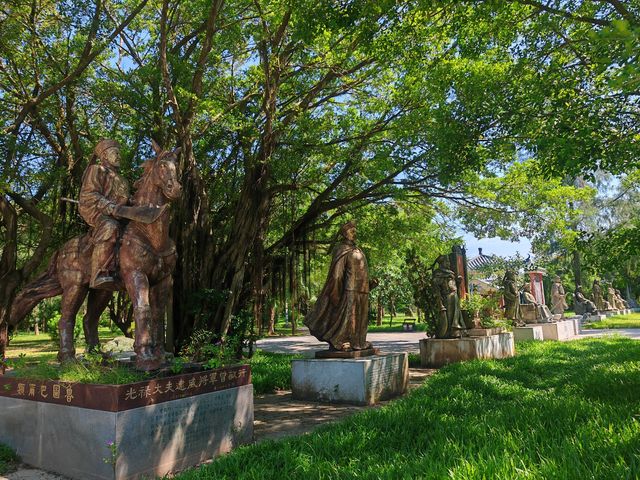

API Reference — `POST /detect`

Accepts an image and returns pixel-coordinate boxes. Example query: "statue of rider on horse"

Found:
[10,139,182,370]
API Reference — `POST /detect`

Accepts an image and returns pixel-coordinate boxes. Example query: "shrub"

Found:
[0,443,19,475]
[46,313,83,345]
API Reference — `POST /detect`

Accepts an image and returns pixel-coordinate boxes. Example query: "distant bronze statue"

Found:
[592,279,605,311]
[606,285,622,310]
[574,285,597,316]
[430,255,467,338]
[304,221,378,352]
[615,289,629,310]
[521,283,553,323]
[550,276,568,317]
[502,270,522,326]
[10,140,182,370]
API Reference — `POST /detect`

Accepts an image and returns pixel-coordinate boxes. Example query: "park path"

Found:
[256,327,640,356]
[3,327,639,480]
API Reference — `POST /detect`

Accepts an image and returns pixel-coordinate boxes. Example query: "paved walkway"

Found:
[256,331,426,356]
[256,328,640,357]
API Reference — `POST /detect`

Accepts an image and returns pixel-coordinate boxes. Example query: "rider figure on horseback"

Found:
[79,139,129,289]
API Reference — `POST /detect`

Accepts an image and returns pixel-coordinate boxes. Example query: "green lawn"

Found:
[368,315,428,333]
[175,338,640,480]
[6,327,120,362]
[584,312,640,330]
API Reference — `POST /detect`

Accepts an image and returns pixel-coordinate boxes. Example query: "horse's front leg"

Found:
[83,289,113,354]
[58,284,89,362]
[123,270,157,370]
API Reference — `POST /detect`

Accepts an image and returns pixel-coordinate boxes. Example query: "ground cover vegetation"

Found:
[0,443,20,475]
[174,337,640,480]
[2,1,639,358]
[4,328,297,393]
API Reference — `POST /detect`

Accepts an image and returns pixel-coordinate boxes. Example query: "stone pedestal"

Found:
[514,319,576,341]
[566,316,581,335]
[540,319,576,340]
[0,365,253,480]
[588,313,607,322]
[291,353,408,405]
[315,348,378,359]
[419,333,514,368]
[513,325,544,341]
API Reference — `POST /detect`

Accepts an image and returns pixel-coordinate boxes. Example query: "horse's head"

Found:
[149,139,182,202]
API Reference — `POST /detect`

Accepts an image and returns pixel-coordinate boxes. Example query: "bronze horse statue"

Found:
[10,141,182,370]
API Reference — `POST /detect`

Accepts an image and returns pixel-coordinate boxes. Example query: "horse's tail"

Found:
[9,251,63,328]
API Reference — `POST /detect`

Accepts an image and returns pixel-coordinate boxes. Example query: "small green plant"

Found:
[170,356,186,374]
[102,440,117,469]
[5,353,27,370]
[0,443,19,475]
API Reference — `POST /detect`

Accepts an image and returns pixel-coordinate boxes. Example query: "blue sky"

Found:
[462,232,532,259]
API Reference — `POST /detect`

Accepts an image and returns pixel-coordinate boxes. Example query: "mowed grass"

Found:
[176,338,640,480]
[584,312,640,330]
[6,327,120,361]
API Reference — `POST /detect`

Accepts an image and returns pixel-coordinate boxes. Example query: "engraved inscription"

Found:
[366,357,399,395]
[149,390,237,448]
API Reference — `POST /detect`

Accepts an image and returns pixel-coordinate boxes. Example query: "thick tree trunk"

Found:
[207,162,272,336]
[0,194,53,356]
[572,250,582,289]
[267,301,276,335]
[170,144,214,349]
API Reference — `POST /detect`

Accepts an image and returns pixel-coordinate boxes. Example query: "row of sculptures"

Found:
[503,273,629,325]
[304,230,634,352]
[12,148,634,365]
[304,231,472,350]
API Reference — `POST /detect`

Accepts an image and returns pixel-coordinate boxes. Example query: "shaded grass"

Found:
[248,350,302,394]
[0,443,19,475]
[176,338,640,480]
[584,313,640,329]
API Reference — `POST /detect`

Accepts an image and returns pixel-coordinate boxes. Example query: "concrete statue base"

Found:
[315,348,379,359]
[513,325,544,341]
[0,365,253,480]
[514,319,577,341]
[419,333,515,368]
[291,353,408,405]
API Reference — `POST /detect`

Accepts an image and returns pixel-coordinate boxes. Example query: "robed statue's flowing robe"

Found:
[304,240,371,350]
